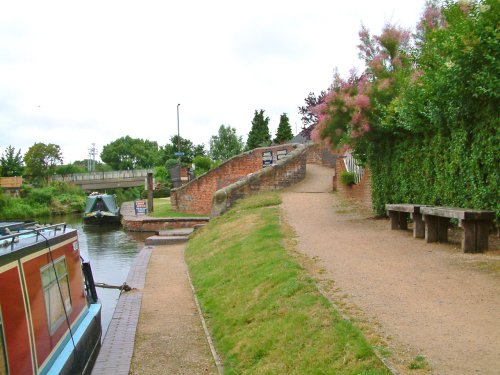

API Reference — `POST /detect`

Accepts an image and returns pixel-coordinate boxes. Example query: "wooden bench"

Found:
[419,207,494,253]
[385,204,429,238]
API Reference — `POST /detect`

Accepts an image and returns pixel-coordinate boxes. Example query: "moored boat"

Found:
[0,223,101,375]
[83,193,120,224]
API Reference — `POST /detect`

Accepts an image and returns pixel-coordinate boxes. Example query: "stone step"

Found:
[157,228,194,237]
[145,235,189,246]
[193,224,206,231]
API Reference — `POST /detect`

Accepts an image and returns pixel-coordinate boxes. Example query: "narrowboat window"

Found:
[0,309,8,374]
[40,257,72,335]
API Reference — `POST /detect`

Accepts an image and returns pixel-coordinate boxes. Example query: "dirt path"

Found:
[130,244,218,375]
[281,164,500,375]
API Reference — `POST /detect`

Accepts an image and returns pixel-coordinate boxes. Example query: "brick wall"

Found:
[334,156,373,210]
[211,144,309,216]
[306,143,337,167]
[171,144,300,215]
[121,217,209,232]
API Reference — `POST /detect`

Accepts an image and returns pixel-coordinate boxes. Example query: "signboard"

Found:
[277,149,288,160]
[174,152,184,156]
[134,200,148,215]
[262,151,273,167]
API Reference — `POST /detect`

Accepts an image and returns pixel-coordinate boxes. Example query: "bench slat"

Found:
[420,207,495,221]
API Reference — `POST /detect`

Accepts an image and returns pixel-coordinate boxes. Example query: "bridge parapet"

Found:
[51,169,151,182]
[51,169,152,191]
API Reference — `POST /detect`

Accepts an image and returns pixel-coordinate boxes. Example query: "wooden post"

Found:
[437,217,450,242]
[147,172,154,213]
[424,215,438,243]
[476,221,490,252]
[398,212,409,230]
[412,212,425,238]
[389,211,399,230]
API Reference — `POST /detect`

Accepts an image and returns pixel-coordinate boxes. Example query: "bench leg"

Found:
[476,221,490,252]
[412,212,425,238]
[461,220,490,253]
[389,211,399,230]
[437,217,450,242]
[424,215,438,243]
[399,212,409,230]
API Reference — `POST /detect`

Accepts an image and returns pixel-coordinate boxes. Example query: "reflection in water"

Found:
[62,215,146,336]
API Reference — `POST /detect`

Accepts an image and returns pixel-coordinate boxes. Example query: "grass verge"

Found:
[151,198,207,218]
[186,192,390,374]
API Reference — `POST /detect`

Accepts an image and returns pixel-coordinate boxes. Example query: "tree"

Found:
[100,136,160,170]
[274,113,293,144]
[298,91,326,128]
[160,135,206,165]
[55,164,86,175]
[247,109,271,150]
[24,143,63,184]
[209,125,244,162]
[0,146,24,177]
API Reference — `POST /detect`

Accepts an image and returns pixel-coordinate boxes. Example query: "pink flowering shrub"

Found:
[313,23,413,158]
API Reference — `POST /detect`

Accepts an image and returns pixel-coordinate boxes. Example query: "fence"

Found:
[343,152,364,184]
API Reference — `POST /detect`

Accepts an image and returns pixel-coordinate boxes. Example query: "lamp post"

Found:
[177,103,181,165]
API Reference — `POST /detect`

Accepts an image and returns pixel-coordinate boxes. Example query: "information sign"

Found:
[262,151,273,167]
[134,200,148,215]
[277,149,288,160]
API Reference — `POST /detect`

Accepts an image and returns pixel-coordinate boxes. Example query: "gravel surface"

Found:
[130,244,217,375]
[282,164,500,375]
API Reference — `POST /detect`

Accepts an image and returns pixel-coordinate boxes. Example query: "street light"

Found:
[177,103,181,165]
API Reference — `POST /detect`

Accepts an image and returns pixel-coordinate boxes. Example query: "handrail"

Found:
[0,223,68,250]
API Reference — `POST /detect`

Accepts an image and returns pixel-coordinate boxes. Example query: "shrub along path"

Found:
[281,164,500,375]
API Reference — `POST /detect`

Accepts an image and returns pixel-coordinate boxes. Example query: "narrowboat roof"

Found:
[84,194,119,214]
[0,221,36,235]
[0,224,76,263]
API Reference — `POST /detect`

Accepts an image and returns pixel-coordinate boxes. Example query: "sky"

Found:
[0,0,427,164]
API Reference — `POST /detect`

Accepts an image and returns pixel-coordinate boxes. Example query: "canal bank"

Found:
[120,201,209,232]
[92,203,217,374]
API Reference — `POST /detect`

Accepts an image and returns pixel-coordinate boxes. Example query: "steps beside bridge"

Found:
[120,202,209,232]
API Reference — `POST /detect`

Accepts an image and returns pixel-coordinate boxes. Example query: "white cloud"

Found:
[0,0,426,163]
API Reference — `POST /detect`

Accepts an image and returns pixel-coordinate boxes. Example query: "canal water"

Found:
[61,215,148,336]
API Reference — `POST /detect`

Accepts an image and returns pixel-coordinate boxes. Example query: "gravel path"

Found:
[281,164,500,375]
[130,244,218,375]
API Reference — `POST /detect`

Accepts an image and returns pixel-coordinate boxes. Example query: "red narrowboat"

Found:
[0,223,101,375]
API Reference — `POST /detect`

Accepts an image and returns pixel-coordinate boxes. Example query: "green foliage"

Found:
[153,165,169,182]
[23,143,63,185]
[0,181,86,219]
[55,163,87,175]
[100,136,160,170]
[107,187,142,205]
[209,124,244,162]
[186,192,389,374]
[151,198,206,217]
[408,355,428,370]
[0,146,24,177]
[314,1,498,218]
[247,109,271,150]
[160,135,205,165]
[193,155,213,177]
[340,171,356,186]
[274,113,294,144]
[28,186,56,205]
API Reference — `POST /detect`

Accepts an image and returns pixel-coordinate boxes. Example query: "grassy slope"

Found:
[186,192,389,374]
[151,198,207,218]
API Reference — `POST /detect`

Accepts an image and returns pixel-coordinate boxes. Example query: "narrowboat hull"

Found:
[0,224,102,375]
[83,193,120,226]
[83,212,121,225]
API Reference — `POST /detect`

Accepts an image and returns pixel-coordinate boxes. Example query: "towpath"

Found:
[129,243,218,374]
[281,164,500,375]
